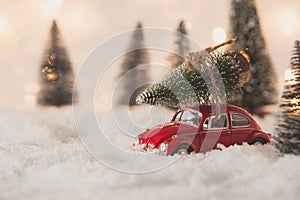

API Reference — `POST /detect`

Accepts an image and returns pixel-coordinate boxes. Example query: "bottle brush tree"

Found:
[275,40,300,155]
[37,20,76,106]
[118,22,150,106]
[228,0,278,117]
[167,20,190,69]
[136,40,250,114]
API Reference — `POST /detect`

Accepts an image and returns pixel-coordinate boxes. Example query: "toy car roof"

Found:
[178,104,252,116]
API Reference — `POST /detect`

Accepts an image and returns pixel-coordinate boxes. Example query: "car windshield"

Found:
[173,109,202,127]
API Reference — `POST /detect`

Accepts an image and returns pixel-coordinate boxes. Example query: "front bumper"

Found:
[131,142,146,151]
[131,141,167,155]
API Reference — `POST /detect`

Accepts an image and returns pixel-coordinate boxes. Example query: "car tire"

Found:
[250,138,267,145]
[172,144,193,155]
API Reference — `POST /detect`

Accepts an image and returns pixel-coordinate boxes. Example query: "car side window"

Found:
[231,114,250,127]
[203,114,228,130]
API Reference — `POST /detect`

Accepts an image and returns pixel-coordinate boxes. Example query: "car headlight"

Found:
[159,142,168,152]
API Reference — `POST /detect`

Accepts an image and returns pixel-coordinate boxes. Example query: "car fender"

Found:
[166,138,198,155]
[246,130,271,144]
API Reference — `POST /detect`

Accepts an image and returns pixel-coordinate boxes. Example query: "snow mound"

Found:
[0,107,299,200]
[0,108,77,144]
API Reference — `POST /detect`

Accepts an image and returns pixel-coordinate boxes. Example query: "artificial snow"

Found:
[0,106,299,200]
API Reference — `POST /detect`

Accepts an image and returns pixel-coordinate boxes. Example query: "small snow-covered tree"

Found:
[167,20,190,69]
[118,22,150,106]
[136,50,245,108]
[37,20,76,106]
[275,40,300,155]
[228,0,278,117]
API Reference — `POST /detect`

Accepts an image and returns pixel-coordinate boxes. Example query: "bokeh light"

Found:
[279,8,298,37]
[0,18,7,33]
[285,68,293,81]
[212,27,226,43]
[41,0,63,17]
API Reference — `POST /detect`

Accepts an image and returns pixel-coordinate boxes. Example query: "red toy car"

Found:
[132,105,271,155]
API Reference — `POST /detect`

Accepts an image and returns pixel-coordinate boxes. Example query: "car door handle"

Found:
[223,130,231,134]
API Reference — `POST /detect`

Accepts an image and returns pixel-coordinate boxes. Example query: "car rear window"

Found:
[231,113,250,127]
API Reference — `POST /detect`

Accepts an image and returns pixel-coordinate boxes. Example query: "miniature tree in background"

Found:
[167,20,190,69]
[118,22,150,106]
[228,0,278,117]
[275,40,300,155]
[37,20,76,106]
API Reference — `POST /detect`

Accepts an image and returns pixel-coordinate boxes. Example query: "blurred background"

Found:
[0,0,299,108]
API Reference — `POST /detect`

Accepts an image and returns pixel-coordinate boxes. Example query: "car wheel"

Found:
[251,138,267,145]
[172,144,193,155]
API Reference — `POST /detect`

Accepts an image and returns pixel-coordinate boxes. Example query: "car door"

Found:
[199,113,231,153]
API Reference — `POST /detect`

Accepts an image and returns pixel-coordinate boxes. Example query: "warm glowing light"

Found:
[279,8,298,37]
[291,98,297,105]
[185,22,193,29]
[41,0,62,17]
[291,98,300,113]
[212,27,226,43]
[48,54,56,65]
[0,18,7,33]
[42,66,58,81]
[285,68,294,81]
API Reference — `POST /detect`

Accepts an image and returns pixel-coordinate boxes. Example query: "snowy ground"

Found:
[0,106,299,200]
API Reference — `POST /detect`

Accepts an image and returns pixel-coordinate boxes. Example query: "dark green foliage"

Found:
[37,20,76,107]
[228,0,278,116]
[167,20,190,69]
[275,40,300,155]
[136,52,242,108]
[118,22,150,106]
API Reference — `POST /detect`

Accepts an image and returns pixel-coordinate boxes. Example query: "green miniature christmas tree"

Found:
[228,0,278,117]
[136,40,248,109]
[167,20,190,69]
[118,22,150,106]
[275,40,300,155]
[37,20,76,106]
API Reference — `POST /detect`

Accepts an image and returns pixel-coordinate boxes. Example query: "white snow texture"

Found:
[0,107,299,200]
